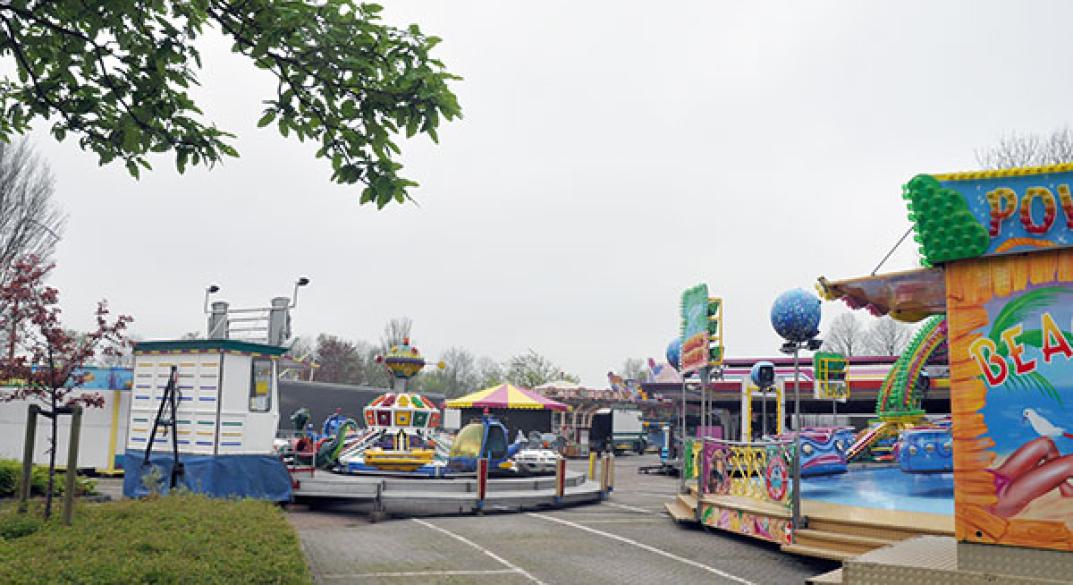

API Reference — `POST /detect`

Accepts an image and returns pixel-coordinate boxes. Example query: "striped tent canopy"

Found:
[445,383,569,412]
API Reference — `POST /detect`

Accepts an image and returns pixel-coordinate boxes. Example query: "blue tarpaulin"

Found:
[123,450,292,502]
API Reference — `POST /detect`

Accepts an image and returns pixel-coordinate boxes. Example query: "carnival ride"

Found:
[282,339,562,478]
[845,315,949,462]
[897,422,953,474]
[791,427,854,477]
[445,413,526,475]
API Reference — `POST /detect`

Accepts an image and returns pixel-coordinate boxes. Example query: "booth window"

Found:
[249,358,273,412]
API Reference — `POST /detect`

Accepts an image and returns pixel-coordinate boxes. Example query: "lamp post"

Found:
[679,372,687,493]
[781,337,822,536]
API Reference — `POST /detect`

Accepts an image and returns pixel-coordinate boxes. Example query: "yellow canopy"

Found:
[445,383,569,412]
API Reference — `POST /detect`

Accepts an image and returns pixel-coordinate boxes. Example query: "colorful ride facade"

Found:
[821,163,1073,557]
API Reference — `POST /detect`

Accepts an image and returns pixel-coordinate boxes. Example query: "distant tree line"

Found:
[289,317,579,398]
[822,313,914,357]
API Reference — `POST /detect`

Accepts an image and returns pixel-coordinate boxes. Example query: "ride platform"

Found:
[291,469,602,516]
[809,535,1073,584]
[666,469,954,561]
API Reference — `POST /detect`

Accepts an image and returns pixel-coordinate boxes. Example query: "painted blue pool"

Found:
[801,466,953,516]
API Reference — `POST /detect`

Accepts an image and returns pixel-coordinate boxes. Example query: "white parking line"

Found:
[603,501,656,514]
[412,518,546,585]
[323,569,519,579]
[528,513,756,585]
[583,519,660,524]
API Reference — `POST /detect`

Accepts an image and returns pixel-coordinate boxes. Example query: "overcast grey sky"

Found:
[29,1,1073,386]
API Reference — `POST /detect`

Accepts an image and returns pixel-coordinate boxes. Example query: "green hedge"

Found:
[0,460,95,498]
[0,494,311,583]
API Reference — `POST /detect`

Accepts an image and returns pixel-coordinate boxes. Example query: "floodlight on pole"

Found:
[203,284,220,314]
[290,277,310,308]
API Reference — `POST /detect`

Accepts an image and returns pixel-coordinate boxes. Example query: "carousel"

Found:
[339,338,448,475]
[355,391,442,472]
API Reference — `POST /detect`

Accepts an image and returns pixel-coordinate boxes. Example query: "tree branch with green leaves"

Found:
[0,1,461,208]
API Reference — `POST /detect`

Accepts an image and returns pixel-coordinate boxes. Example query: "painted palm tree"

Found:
[988,286,1073,403]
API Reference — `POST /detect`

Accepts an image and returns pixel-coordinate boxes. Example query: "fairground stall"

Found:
[670,163,1073,583]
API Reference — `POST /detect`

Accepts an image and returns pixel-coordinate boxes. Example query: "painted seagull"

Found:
[1023,408,1073,440]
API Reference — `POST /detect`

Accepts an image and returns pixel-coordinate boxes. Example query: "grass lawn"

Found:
[0,494,311,584]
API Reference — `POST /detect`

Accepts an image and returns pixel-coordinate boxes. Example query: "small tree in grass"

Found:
[0,256,131,519]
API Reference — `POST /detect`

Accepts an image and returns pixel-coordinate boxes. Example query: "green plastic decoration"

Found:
[875,315,946,418]
[902,174,989,265]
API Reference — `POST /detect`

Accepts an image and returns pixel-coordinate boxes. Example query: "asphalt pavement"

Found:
[287,454,838,585]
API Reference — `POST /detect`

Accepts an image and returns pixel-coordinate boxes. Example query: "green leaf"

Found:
[257,111,276,128]
[122,123,142,153]
[125,160,141,179]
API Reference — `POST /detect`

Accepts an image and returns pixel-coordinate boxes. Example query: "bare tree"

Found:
[413,346,478,398]
[822,313,866,356]
[619,358,646,381]
[0,139,65,275]
[287,336,315,360]
[505,350,579,388]
[864,317,912,356]
[976,127,1073,169]
[379,317,413,352]
[474,357,505,389]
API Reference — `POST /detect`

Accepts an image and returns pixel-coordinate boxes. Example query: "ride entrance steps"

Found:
[663,484,699,523]
[784,500,953,562]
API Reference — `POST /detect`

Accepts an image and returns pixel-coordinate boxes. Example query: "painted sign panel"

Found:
[937,167,1073,258]
[1,366,132,391]
[948,248,1073,551]
[812,352,849,401]
[698,501,793,545]
[680,283,709,373]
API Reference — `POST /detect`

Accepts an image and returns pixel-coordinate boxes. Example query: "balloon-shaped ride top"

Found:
[376,337,445,387]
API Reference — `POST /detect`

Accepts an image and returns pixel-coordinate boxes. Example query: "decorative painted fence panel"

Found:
[702,437,794,508]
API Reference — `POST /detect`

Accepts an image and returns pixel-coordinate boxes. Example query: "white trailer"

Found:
[124,340,291,500]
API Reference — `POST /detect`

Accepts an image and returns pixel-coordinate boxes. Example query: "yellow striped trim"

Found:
[201,362,218,367]
[221,432,242,437]
[993,238,1057,253]
[177,430,191,435]
[196,431,214,436]
[132,426,148,432]
[932,162,1073,182]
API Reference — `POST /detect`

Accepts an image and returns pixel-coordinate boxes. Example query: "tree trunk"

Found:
[44,351,56,520]
[44,389,56,519]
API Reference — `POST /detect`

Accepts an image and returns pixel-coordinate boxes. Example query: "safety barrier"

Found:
[701,437,795,508]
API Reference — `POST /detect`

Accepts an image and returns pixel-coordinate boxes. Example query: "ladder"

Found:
[143,366,184,488]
